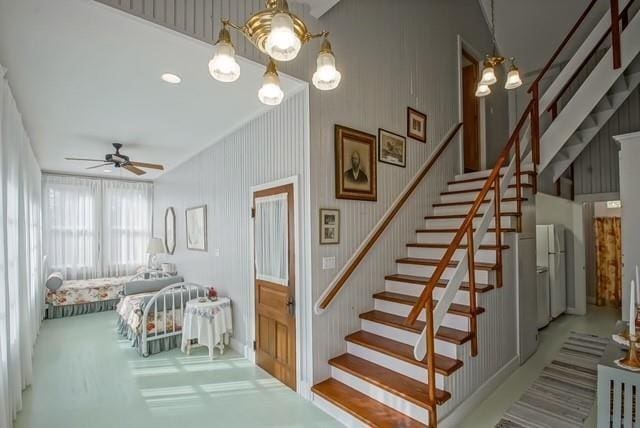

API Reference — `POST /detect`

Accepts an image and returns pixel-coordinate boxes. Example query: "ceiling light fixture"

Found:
[209,0,342,105]
[161,73,182,84]
[476,0,522,97]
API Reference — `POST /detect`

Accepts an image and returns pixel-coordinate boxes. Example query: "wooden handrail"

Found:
[528,0,599,93]
[404,101,534,326]
[313,123,463,314]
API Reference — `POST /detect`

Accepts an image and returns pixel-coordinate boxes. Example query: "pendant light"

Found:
[476,0,522,97]
[312,37,342,91]
[208,26,241,82]
[258,59,284,106]
[265,12,302,61]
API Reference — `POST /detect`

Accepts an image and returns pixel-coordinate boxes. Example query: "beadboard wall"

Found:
[99,0,512,386]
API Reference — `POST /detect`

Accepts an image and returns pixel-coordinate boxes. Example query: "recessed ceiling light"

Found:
[161,73,181,84]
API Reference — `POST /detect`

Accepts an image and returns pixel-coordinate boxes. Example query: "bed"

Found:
[116,281,210,356]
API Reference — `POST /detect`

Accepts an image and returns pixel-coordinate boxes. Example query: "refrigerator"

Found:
[536,224,567,318]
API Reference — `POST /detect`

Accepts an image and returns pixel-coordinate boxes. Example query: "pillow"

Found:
[45,272,64,291]
[123,276,184,296]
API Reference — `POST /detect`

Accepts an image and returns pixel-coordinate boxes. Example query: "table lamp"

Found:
[147,238,166,269]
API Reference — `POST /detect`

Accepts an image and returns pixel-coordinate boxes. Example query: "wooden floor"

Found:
[15,311,341,428]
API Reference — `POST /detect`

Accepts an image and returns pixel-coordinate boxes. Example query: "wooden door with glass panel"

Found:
[253,184,296,390]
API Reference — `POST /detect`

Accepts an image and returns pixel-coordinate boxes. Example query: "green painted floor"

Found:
[15,311,341,428]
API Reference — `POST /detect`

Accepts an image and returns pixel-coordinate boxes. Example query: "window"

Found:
[42,174,152,279]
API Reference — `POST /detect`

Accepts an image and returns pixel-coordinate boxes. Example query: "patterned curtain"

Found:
[594,217,622,307]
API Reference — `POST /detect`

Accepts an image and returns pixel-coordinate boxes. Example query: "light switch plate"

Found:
[322,256,336,270]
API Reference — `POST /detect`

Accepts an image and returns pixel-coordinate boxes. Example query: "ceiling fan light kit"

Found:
[476,0,522,97]
[209,0,342,105]
[65,143,164,176]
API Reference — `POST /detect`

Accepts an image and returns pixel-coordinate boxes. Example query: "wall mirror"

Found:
[164,207,176,255]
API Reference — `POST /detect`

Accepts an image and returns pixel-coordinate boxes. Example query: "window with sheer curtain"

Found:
[42,174,152,280]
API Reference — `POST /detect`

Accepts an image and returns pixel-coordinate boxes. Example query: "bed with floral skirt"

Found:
[46,276,132,319]
[116,282,209,356]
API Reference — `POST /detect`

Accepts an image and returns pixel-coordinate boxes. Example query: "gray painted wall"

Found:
[101,0,511,386]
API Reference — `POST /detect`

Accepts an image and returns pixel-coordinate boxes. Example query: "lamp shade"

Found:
[147,238,166,255]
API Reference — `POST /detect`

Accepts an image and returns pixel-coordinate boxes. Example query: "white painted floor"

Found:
[458,305,619,427]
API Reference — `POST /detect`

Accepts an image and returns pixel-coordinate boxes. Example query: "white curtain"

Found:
[102,180,152,277]
[42,175,152,279]
[0,64,43,428]
[42,175,100,280]
[255,194,289,286]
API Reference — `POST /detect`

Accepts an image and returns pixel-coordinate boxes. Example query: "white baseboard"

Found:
[439,356,520,428]
[229,337,249,358]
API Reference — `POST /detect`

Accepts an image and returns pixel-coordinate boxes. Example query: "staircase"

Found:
[312,169,534,427]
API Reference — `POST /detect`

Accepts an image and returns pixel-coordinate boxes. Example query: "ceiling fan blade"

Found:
[65,157,106,162]
[129,161,164,171]
[86,163,112,170]
[123,165,146,176]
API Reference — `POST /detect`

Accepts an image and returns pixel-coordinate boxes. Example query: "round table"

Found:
[180,297,232,359]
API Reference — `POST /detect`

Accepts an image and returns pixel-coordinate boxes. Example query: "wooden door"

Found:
[462,54,480,172]
[253,184,296,390]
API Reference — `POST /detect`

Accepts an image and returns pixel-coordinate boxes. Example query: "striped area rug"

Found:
[496,331,609,428]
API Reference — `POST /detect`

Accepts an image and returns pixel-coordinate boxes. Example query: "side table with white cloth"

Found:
[180,297,232,359]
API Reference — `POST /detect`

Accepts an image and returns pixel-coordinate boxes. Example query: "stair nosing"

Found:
[384,273,494,293]
[440,183,532,196]
[433,197,527,207]
[373,291,485,317]
[424,212,520,219]
[396,257,497,271]
[447,171,535,185]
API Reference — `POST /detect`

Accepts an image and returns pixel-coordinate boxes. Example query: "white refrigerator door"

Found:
[537,269,550,329]
[549,253,567,317]
[536,225,550,267]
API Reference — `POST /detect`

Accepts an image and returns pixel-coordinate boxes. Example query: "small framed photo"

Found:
[407,107,427,143]
[186,205,207,251]
[320,209,340,245]
[335,125,377,201]
[378,129,406,168]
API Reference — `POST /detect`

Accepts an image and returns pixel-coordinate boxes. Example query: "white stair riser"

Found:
[360,319,458,358]
[454,165,534,182]
[346,341,445,388]
[439,188,522,204]
[374,299,470,331]
[417,231,498,246]
[407,247,497,264]
[425,215,517,229]
[330,366,429,423]
[433,201,519,216]
[396,263,493,284]
[447,174,533,192]
[385,279,485,306]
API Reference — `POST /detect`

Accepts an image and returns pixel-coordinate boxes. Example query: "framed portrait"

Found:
[407,107,427,143]
[335,125,377,201]
[319,209,340,245]
[378,129,406,168]
[164,207,176,255]
[185,205,207,252]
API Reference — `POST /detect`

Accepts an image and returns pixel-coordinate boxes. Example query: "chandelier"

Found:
[475,0,522,97]
[208,0,342,105]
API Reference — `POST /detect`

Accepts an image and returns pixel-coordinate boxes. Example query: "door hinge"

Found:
[253,340,256,351]
[251,207,255,218]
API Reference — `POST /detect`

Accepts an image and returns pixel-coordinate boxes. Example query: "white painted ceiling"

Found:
[479,0,610,75]
[0,0,304,180]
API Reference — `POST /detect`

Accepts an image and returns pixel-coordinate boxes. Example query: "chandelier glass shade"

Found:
[475,83,491,97]
[209,0,342,105]
[504,61,523,90]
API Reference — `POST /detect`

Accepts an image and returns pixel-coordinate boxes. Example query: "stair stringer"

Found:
[539,9,640,173]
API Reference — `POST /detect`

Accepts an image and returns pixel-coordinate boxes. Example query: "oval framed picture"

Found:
[164,207,176,255]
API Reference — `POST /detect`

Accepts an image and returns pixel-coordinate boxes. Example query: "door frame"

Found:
[248,175,309,395]
[457,35,487,173]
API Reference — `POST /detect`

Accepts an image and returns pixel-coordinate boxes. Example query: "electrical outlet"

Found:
[322,256,336,270]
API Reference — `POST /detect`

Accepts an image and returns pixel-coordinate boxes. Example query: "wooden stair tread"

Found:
[424,212,520,219]
[360,310,473,345]
[329,353,451,409]
[312,379,428,428]
[440,183,533,195]
[447,171,535,185]
[385,273,494,293]
[416,228,516,233]
[407,243,509,250]
[396,257,497,271]
[346,330,463,375]
[373,291,485,317]
[433,197,527,207]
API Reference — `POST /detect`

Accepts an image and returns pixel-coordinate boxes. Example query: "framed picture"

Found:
[164,207,176,255]
[335,125,377,201]
[407,107,427,143]
[185,205,207,252]
[378,129,406,168]
[319,209,340,245]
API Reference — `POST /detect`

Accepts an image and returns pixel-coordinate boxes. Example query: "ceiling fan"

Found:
[65,143,164,176]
